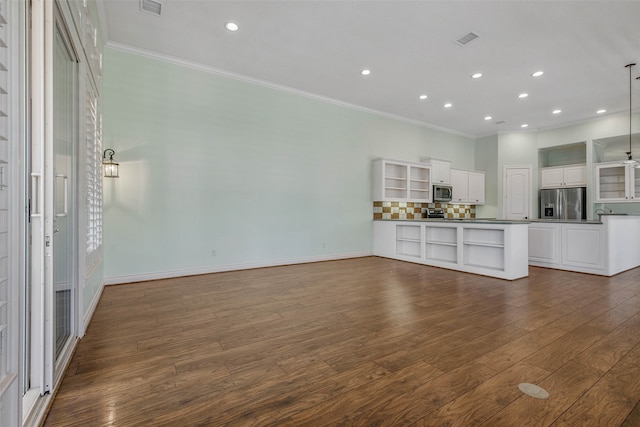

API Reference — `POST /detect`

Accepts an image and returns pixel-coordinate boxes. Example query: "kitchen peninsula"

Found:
[373,219,529,280]
[529,214,640,276]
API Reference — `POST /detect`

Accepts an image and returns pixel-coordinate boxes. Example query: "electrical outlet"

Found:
[211,249,216,256]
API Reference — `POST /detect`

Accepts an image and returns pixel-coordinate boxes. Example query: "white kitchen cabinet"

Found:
[528,223,561,264]
[468,171,485,204]
[425,226,458,264]
[450,169,468,202]
[450,169,485,204]
[372,159,431,202]
[396,225,422,258]
[374,220,529,280]
[595,162,640,202]
[422,158,451,184]
[540,164,586,188]
[529,222,605,274]
[408,165,431,201]
[561,224,605,270]
[529,215,640,276]
[528,216,640,276]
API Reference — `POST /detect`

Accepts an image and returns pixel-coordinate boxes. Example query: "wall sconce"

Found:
[103,149,119,178]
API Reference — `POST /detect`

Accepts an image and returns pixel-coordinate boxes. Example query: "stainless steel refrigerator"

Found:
[539,187,586,220]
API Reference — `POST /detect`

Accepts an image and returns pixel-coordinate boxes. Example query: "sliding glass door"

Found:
[25,2,78,419]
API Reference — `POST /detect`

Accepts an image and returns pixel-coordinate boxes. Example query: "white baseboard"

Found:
[104,251,372,285]
[82,281,105,335]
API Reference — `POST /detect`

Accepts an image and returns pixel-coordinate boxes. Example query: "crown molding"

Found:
[105,41,475,140]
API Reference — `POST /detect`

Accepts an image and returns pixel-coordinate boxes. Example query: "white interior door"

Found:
[503,166,532,220]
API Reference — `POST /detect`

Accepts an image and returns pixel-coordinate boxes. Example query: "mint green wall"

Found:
[102,48,474,280]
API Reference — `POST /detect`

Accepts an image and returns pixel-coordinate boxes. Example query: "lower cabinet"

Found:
[529,222,606,274]
[425,226,458,264]
[374,221,528,280]
[396,225,422,258]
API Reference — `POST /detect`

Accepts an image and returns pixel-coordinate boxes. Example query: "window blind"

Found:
[0,0,10,384]
[85,81,102,258]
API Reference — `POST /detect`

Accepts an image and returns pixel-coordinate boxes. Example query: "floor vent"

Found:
[518,383,549,399]
[140,0,162,16]
[454,32,479,46]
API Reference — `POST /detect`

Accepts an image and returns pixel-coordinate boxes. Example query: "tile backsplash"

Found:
[373,201,476,220]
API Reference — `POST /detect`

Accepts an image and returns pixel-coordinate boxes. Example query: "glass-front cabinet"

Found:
[595,162,640,202]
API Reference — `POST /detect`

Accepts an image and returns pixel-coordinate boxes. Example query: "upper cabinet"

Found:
[595,162,640,202]
[450,169,485,205]
[373,159,432,202]
[468,171,486,204]
[540,164,586,188]
[421,158,451,184]
[450,169,468,202]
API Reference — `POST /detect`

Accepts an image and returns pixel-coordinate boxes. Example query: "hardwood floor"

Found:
[44,257,640,426]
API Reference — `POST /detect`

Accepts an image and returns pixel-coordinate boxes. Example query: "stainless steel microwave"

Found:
[433,185,453,202]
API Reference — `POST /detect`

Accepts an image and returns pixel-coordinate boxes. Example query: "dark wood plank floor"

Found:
[44,257,640,426]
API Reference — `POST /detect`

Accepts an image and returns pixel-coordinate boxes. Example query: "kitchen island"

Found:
[528,215,640,276]
[374,219,529,280]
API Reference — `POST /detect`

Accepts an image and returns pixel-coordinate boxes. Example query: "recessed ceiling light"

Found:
[444,103,452,108]
[471,73,482,79]
[518,93,529,99]
[521,124,529,128]
[419,94,428,100]
[484,116,492,121]
[597,109,607,114]
[532,71,544,77]
[360,69,371,76]
[552,109,562,114]
[225,22,239,31]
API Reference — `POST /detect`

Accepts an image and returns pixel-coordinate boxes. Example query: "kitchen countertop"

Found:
[374,218,530,225]
[529,219,602,224]
[374,218,616,225]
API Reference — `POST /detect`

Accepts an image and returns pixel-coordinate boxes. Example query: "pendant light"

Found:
[637,75,640,168]
[623,63,638,166]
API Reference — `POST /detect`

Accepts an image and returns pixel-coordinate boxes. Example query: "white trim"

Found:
[82,280,104,335]
[95,0,109,44]
[104,41,474,139]
[22,388,50,427]
[104,251,372,285]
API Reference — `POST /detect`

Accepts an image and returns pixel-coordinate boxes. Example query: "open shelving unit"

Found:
[408,165,430,201]
[462,228,505,271]
[396,225,421,258]
[373,221,529,280]
[424,226,457,264]
[384,162,408,200]
[373,159,431,202]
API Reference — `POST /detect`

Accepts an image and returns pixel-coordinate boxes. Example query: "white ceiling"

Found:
[101,0,640,138]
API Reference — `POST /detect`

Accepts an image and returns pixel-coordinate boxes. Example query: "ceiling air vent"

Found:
[140,0,162,16]
[495,120,506,125]
[453,32,479,47]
